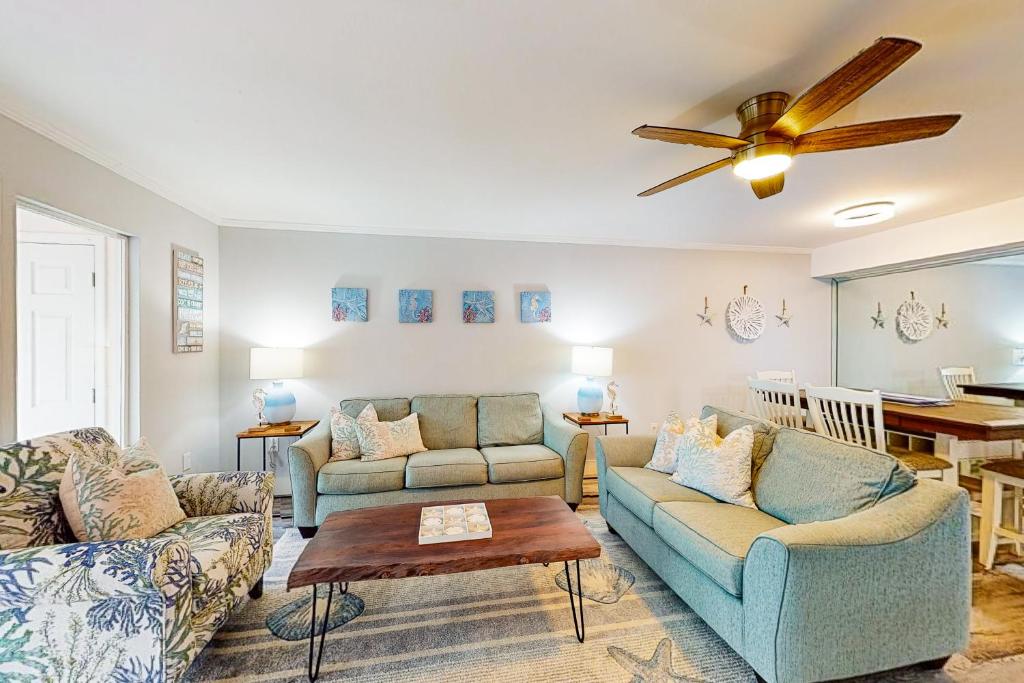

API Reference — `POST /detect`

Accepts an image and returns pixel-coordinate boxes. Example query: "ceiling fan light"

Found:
[732,153,792,180]
[833,201,896,227]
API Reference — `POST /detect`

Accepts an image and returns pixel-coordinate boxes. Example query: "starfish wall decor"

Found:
[870,302,886,330]
[935,303,950,329]
[697,296,713,326]
[775,298,792,327]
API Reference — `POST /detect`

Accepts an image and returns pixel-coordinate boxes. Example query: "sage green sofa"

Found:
[596,405,971,683]
[289,393,587,537]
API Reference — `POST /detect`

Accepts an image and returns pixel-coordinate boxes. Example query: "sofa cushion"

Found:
[477,393,544,447]
[340,397,410,422]
[653,502,787,597]
[405,449,487,488]
[480,444,564,483]
[606,466,716,526]
[754,427,916,525]
[154,512,265,615]
[701,405,778,484]
[411,395,478,450]
[317,457,408,494]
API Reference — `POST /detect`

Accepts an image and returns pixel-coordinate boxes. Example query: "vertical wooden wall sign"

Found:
[172,245,204,353]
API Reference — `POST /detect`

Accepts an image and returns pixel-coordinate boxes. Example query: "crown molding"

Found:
[218,217,813,254]
[0,102,221,225]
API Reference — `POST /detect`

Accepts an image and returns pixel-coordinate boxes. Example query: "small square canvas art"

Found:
[462,290,495,323]
[520,291,551,323]
[331,287,368,322]
[399,289,433,323]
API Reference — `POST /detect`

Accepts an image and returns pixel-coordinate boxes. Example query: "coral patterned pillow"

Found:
[645,413,717,474]
[357,410,427,461]
[329,404,374,461]
[62,439,186,541]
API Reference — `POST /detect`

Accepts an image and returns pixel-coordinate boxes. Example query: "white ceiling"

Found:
[0,0,1021,249]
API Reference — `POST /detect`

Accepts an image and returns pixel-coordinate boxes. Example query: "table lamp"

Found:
[250,347,304,424]
[572,346,613,416]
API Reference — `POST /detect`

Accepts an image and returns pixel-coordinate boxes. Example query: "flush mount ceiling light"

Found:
[833,201,896,227]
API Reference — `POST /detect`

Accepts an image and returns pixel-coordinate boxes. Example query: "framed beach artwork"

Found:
[172,246,204,352]
[331,287,368,321]
[462,290,495,323]
[520,291,551,323]
[399,289,433,323]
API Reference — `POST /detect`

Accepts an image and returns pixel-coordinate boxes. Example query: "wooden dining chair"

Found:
[805,385,957,485]
[755,369,796,384]
[748,378,805,429]
[939,366,978,402]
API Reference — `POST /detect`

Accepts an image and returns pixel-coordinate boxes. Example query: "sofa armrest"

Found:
[542,412,588,505]
[288,419,332,527]
[0,537,194,681]
[742,480,971,683]
[170,471,275,519]
[595,435,655,516]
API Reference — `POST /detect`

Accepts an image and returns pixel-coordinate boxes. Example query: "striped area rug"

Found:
[184,510,756,682]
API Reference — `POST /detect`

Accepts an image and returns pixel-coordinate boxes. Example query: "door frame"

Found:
[14,199,131,444]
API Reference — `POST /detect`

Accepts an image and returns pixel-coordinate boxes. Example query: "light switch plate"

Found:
[1013,348,1024,366]
[182,452,192,471]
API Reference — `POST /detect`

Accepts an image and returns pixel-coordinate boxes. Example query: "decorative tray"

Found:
[418,503,492,544]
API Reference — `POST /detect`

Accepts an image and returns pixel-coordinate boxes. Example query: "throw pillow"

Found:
[329,404,374,461]
[357,410,427,461]
[672,423,756,508]
[59,436,164,540]
[645,412,717,474]
[63,441,186,541]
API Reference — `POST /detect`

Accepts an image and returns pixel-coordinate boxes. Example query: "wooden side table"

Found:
[562,412,629,435]
[236,420,320,471]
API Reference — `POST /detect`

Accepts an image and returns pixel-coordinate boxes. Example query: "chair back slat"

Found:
[747,378,804,429]
[939,366,976,402]
[806,385,886,452]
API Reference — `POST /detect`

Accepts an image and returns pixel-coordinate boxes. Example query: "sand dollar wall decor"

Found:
[895,291,933,343]
[726,286,766,342]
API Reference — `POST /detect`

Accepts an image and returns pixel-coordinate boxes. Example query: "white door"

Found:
[17,242,97,439]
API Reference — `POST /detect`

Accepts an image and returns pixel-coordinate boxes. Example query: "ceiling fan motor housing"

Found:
[736,91,790,138]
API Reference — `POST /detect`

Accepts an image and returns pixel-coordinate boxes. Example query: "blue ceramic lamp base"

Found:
[577,378,604,416]
[265,380,297,424]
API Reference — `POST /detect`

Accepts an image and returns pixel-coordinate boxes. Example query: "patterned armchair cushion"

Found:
[154,513,266,617]
[170,471,275,518]
[0,536,194,682]
[0,428,119,550]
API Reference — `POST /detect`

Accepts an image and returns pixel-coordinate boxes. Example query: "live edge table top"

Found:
[287,496,601,590]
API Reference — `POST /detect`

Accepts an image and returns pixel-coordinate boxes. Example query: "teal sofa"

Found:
[289,393,587,537]
[596,406,970,683]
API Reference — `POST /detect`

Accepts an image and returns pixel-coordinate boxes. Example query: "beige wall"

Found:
[219,227,833,491]
[0,114,220,473]
[837,261,1024,396]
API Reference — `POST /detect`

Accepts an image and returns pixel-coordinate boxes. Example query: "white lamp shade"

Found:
[250,347,304,380]
[572,346,613,377]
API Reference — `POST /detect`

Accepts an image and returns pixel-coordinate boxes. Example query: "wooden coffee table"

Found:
[288,495,601,681]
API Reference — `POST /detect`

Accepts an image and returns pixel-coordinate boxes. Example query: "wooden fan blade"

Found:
[751,173,784,199]
[769,37,922,139]
[638,158,731,197]
[633,125,750,149]
[793,114,960,154]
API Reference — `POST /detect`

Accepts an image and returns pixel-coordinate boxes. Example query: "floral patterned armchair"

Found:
[0,428,274,682]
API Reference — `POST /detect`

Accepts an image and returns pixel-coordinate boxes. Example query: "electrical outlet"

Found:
[650,422,659,433]
[182,452,192,472]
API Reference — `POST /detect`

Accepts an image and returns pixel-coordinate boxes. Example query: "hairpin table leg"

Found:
[307,582,335,681]
[564,559,585,643]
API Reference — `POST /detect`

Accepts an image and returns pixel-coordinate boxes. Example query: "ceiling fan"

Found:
[632,37,961,199]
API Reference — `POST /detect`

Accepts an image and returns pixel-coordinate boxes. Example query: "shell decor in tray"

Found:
[726,289,766,341]
[419,503,492,544]
[896,292,933,343]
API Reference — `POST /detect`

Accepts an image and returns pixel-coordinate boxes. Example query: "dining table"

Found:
[958,382,1024,407]
[801,392,1024,479]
